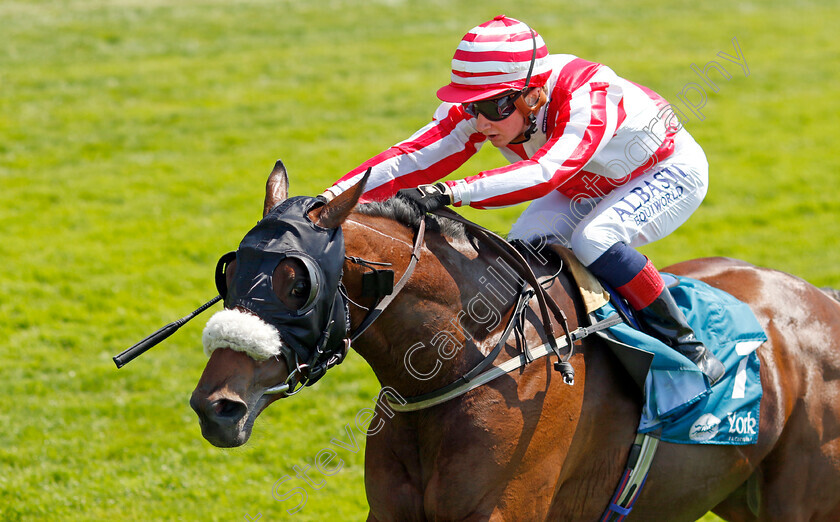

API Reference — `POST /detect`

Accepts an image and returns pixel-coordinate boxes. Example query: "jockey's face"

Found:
[474,109,529,148]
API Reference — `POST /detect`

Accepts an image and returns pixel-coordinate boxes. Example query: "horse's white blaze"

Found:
[202,309,281,361]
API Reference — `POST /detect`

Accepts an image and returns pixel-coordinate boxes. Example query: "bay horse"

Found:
[191,162,840,521]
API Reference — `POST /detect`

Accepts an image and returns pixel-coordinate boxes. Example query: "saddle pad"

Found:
[591,275,767,445]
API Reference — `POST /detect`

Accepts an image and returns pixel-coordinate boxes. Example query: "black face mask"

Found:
[216,196,349,375]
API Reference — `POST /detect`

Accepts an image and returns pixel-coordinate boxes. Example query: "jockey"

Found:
[322,15,725,384]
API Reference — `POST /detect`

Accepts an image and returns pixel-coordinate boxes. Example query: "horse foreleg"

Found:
[363,422,427,521]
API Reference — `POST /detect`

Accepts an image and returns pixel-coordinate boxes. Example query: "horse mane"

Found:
[354,199,563,271]
[355,198,473,242]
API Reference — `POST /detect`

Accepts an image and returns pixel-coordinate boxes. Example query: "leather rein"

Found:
[346,207,620,412]
[269,207,621,409]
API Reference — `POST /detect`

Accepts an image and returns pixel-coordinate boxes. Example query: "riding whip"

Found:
[112,295,222,368]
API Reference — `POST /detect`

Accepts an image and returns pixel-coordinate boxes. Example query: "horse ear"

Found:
[263,160,289,217]
[310,168,371,229]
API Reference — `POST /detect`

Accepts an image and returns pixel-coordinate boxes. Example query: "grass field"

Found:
[1,0,838,520]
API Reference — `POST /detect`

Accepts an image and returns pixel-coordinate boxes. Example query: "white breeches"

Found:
[508,131,709,266]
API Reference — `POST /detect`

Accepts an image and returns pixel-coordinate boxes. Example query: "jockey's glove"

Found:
[317,188,336,203]
[396,183,453,214]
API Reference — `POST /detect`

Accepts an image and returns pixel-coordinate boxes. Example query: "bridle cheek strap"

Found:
[347,216,427,342]
[263,216,426,397]
[268,215,426,395]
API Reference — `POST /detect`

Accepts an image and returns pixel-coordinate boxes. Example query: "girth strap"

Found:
[600,432,661,521]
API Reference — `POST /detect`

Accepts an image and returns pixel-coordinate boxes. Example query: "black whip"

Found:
[112,295,222,369]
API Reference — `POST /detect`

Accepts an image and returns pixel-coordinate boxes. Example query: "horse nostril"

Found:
[212,398,247,420]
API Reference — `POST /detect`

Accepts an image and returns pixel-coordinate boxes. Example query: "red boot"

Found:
[617,259,725,385]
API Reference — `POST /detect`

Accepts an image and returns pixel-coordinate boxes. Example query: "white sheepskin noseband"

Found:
[202,309,282,361]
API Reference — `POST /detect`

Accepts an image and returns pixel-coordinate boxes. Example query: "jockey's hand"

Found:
[317,188,336,203]
[396,183,453,213]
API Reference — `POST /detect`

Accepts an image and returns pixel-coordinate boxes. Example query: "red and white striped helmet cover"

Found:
[437,15,551,103]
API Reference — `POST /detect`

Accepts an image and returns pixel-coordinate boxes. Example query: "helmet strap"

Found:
[510,87,547,144]
[510,26,546,145]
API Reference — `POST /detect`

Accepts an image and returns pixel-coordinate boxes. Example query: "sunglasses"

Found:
[462,91,522,121]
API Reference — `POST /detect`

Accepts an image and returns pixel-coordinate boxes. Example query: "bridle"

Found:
[264,206,624,409]
[344,217,427,342]
[263,215,427,397]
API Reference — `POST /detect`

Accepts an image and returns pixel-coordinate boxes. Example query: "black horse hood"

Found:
[224,196,348,365]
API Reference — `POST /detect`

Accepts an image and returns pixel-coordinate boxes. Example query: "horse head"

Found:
[190,161,367,447]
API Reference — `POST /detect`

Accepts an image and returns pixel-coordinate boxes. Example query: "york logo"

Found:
[726,411,757,435]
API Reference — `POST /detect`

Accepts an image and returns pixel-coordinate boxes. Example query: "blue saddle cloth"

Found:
[591,275,767,445]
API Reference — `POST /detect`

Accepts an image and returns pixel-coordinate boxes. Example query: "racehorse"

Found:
[190,162,840,521]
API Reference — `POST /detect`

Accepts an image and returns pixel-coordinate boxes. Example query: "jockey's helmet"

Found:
[437,15,552,104]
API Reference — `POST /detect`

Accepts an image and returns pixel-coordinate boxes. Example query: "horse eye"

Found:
[291,279,310,299]
[272,258,313,310]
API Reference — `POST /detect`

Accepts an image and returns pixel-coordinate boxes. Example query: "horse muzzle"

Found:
[190,391,251,448]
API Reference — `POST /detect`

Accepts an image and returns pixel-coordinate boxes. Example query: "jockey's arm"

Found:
[445,81,625,210]
[324,104,485,202]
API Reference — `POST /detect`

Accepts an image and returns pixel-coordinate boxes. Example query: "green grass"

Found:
[1,0,837,520]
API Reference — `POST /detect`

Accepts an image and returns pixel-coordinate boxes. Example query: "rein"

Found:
[433,208,578,379]
[377,207,622,412]
[271,206,622,410]
[341,207,621,412]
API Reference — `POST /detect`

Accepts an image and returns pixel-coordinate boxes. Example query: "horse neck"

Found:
[341,213,582,399]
